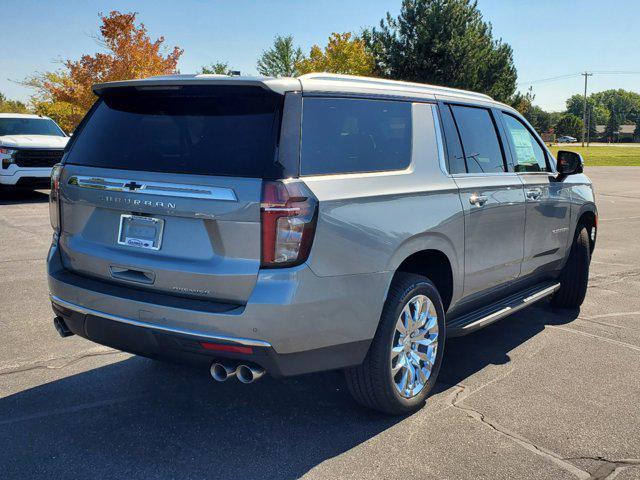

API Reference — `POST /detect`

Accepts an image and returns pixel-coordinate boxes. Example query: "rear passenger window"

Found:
[502,113,548,172]
[450,105,505,173]
[301,97,412,175]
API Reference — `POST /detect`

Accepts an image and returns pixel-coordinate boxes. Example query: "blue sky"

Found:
[1,0,638,111]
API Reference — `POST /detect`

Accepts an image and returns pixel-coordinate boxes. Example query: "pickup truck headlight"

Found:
[0,148,16,169]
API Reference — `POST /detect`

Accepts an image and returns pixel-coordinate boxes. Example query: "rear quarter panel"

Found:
[302,102,465,306]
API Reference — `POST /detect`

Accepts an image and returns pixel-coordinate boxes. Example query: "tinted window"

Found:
[0,118,65,137]
[301,97,412,175]
[502,113,548,172]
[439,105,466,174]
[65,86,284,178]
[450,105,505,173]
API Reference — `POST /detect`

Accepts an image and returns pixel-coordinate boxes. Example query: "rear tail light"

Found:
[260,180,318,268]
[49,163,63,233]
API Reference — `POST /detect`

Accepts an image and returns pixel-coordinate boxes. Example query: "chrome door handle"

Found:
[526,188,542,200]
[469,193,488,206]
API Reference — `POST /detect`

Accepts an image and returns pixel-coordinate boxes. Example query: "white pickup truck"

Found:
[0,113,68,188]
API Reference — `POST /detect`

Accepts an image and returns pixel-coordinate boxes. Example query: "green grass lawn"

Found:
[549,145,640,166]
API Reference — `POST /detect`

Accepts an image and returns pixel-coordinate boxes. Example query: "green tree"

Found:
[604,110,621,141]
[364,0,517,102]
[0,93,29,114]
[526,106,552,134]
[634,116,640,141]
[555,114,583,139]
[591,89,640,124]
[296,32,375,76]
[200,62,232,75]
[257,35,303,77]
[509,88,551,134]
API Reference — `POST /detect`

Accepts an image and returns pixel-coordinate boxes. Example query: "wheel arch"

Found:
[386,234,460,312]
[576,204,597,253]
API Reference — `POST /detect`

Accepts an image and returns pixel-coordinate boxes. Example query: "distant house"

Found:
[595,124,637,142]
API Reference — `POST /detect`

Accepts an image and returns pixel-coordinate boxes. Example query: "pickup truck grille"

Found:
[14,149,64,168]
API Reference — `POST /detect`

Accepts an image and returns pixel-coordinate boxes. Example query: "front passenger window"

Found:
[502,114,548,173]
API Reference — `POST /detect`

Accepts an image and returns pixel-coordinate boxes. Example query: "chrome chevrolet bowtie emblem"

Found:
[123,181,143,191]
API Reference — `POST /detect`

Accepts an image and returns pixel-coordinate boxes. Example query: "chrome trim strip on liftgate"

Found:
[67,176,237,201]
[50,294,272,348]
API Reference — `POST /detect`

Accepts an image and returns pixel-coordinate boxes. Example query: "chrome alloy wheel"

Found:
[390,294,439,398]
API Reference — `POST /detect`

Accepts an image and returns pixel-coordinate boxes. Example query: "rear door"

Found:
[498,111,571,276]
[58,85,288,304]
[441,103,526,297]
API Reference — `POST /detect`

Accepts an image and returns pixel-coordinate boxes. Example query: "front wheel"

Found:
[345,273,445,415]
[552,224,591,308]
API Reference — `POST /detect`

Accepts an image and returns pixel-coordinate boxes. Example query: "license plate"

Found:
[117,214,164,251]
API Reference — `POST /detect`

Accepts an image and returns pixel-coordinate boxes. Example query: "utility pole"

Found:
[586,107,591,146]
[581,72,593,147]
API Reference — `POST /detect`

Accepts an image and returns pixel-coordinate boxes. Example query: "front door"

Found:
[499,112,571,276]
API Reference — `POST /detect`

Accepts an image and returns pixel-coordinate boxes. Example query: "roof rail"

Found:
[298,73,493,101]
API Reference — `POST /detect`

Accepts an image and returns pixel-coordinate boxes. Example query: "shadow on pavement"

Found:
[0,187,49,205]
[440,301,579,388]
[0,302,579,480]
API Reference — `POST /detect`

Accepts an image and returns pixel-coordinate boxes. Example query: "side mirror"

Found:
[556,150,584,175]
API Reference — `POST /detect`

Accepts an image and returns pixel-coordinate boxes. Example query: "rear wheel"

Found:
[345,273,445,415]
[552,224,591,308]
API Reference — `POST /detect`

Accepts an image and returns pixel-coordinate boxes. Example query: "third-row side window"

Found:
[300,97,412,175]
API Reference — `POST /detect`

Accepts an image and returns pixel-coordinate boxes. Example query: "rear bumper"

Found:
[0,166,52,185]
[47,242,390,376]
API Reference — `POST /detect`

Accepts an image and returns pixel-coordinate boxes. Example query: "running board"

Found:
[446,282,560,337]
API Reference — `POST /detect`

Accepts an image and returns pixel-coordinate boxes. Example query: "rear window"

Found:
[65,86,285,178]
[301,97,412,175]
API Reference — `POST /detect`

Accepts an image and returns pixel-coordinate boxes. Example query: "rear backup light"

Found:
[261,180,318,268]
[49,163,63,232]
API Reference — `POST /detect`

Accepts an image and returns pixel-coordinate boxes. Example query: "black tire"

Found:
[345,273,446,415]
[552,224,591,308]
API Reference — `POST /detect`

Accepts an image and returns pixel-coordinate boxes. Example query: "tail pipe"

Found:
[53,316,74,338]
[236,364,265,384]
[210,362,237,382]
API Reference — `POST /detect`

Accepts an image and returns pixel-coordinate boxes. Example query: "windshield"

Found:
[0,118,66,137]
[65,85,285,178]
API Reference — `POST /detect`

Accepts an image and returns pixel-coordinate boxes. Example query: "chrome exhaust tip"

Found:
[236,364,265,384]
[210,362,237,382]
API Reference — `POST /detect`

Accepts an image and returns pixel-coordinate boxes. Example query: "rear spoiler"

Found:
[92,75,302,96]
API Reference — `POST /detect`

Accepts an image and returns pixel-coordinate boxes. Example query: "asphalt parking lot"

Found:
[1,167,639,480]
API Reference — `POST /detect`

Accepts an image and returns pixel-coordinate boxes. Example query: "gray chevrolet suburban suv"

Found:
[47,73,597,415]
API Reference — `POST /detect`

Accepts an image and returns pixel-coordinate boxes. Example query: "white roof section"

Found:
[92,72,497,104]
[0,113,49,119]
[298,73,494,102]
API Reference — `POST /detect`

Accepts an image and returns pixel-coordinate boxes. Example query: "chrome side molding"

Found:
[68,176,237,201]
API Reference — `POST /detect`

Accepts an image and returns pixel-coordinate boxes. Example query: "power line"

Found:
[517,73,580,85]
[518,70,640,86]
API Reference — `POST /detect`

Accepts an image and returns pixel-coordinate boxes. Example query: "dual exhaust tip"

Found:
[210,362,265,384]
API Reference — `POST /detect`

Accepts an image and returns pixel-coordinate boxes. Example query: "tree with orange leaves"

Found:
[296,33,375,77]
[24,11,183,132]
